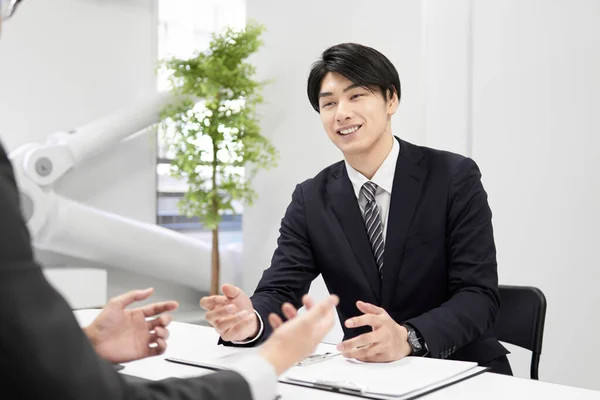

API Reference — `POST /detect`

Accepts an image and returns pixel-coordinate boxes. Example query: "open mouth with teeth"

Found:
[336,124,363,136]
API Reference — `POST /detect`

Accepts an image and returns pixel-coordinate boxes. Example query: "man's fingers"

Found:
[111,288,154,308]
[302,295,315,310]
[336,331,377,352]
[268,313,284,330]
[206,304,238,323]
[141,301,179,318]
[342,343,379,360]
[152,326,170,340]
[345,313,378,329]
[148,313,172,329]
[215,310,250,333]
[200,295,230,310]
[355,352,387,363]
[221,312,255,341]
[221,284,242,300]
[281,303,298,320]
[148,338,167,357]
[356,301,385,315]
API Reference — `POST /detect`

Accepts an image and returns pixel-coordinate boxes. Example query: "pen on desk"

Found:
[297,344,370,366]
[296,352,340,366]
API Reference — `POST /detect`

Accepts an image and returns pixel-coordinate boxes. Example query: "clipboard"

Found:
[279,356,489,400]
[280,366,488,399]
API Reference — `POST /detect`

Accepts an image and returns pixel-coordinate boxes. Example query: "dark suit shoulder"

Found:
[407,141,467,168]
[0,142,17,187]
[0,143,35,265]
[295,160,345,192]
[400,139,480,181]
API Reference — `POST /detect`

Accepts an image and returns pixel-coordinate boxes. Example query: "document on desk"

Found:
[280,350,487,399]
[166,344,260,371]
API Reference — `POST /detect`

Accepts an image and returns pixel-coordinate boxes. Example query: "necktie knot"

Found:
[361,181,378,203]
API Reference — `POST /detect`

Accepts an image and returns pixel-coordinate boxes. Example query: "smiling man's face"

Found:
[318,72,398,158]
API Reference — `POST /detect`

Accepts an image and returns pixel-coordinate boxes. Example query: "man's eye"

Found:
[350,94,363,100]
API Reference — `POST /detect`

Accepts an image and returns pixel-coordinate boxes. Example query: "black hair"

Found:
[307,43,401,112]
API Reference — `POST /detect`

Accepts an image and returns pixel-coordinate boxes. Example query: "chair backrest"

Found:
[495,285,547,379]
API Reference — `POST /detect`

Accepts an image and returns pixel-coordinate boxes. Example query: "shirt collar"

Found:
[345,137,400,200]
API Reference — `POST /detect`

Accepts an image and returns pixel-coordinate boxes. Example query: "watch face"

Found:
[409,331,422,350]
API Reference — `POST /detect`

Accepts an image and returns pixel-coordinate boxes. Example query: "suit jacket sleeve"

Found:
[222,184,320,347]
[405,157,500,359]
[0,144,253,400]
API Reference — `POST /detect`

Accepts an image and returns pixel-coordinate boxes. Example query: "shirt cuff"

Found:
[232,310,264,345]
[230,354,277,400]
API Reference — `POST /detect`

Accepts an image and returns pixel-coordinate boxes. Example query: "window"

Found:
[156,0,246,234]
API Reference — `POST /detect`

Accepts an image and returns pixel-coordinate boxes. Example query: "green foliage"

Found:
[159,21,278,230]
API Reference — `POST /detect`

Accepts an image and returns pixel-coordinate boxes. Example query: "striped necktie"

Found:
[361,181,384,277]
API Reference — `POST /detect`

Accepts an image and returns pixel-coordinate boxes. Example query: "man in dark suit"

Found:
[0,2,340,399]
[202,42,512,375]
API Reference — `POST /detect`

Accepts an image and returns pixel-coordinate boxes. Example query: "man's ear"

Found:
[387,89,399,115]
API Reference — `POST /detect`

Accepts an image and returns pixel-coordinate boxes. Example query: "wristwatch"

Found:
[402,324,427,356]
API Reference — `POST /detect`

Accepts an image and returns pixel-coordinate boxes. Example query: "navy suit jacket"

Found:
[235,137,508,365]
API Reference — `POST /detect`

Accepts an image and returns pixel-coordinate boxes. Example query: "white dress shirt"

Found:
[231,354,277,400]
[345,137,400,242]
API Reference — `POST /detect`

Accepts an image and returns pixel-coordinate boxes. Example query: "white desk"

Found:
[74,310,600,399]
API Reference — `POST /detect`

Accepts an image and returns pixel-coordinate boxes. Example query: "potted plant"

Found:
[159,21,278,295]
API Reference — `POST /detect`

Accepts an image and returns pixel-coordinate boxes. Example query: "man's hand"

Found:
[84,288,178,364]
[200,284,258,342]
[336,301,411,362]
[258,295,339,375]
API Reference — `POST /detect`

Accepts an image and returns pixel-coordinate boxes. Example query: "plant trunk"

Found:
[211,226,219,295]
[210,135,220,295]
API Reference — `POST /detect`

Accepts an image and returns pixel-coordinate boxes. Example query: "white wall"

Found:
[0,0,203,316]
[471,0,600,390]
[246,0,600,391]
[422,0,473,156]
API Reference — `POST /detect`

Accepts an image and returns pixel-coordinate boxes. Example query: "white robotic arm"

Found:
[9,92,215,290]
[17,92,174,186]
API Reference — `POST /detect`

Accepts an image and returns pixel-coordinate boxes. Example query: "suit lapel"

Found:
[327,163,382,303]
[382,138,428,307]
